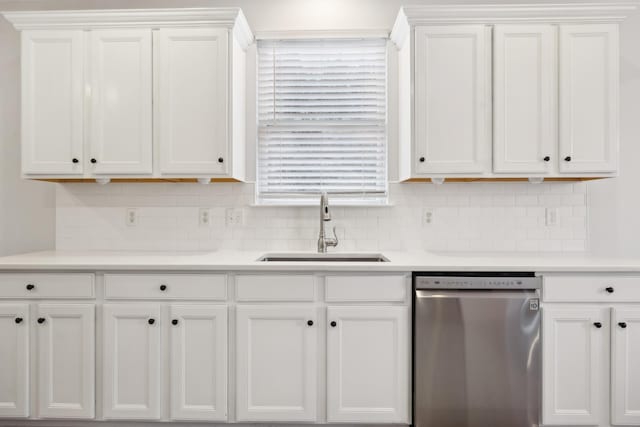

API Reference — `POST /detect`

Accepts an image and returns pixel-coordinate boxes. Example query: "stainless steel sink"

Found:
[257,253,389,262]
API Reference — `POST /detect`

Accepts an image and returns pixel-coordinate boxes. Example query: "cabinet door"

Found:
[559,24,619,173]
[103,304,161,420]
[36,304,94,419]
[542,306,608,425]
[22,30,84,175]
[414,25,490,174]
[493,25,557,173]
[156,28,229,175]
[327,306,409,423]
[169,305,227,421]
[89,30,152,175]
[236,306,317,421]
[612,308,640,425]
[0,304,29,418]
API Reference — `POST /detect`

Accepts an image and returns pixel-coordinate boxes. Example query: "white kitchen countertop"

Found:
[0,250,638,272]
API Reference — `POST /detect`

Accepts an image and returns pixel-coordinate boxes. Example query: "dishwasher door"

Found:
[414,290,540,427]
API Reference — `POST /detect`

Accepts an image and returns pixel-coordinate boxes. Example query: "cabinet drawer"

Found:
[104,274,227,300]
[325,275,408,302]
[0,273,94,299]
[543,275,640,302]
[235,275,316,301]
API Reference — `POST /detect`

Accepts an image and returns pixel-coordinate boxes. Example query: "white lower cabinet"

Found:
[542,306,608,425]
[103,304,161,420]
[327,306,409,423]
[169,304,227,421]
[236,305,317,422]
[612,308,640,425]
[0,304,29,418]
[37,304,95,419]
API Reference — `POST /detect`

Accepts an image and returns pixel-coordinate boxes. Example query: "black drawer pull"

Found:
[619,322,628,329]
[172,319,179,326]
[37,317,45,324]
[26,284,35,290]
[148,318,155,325]
[594,322,602,328]
[15,317,23,324]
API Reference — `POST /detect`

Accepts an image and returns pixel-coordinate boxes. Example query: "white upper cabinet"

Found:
[169,305,228,421]
[21,30,84,175]
[326,306,409,423]
[0,304,29,418]
[156,28,229,176]
[103,304,161,420]
[612,307,640,425]
[4,8,253,181]
[89,30,153,175]
[36,304,95,419]
[493,25,557,174]
[542,305,608,425]
[559,24,619,174]
[413,25,491,175]
[236,306,317,422]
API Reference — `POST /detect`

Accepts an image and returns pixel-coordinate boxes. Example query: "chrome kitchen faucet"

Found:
[317,192,338,253]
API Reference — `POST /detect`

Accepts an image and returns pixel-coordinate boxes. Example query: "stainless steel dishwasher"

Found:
[413,273,541,427]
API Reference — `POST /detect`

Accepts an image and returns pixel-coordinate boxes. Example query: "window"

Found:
[256,38,388,205]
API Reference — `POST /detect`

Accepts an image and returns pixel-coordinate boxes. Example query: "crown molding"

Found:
[391,2,638,47]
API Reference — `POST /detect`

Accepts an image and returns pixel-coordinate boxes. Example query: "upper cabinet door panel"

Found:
[612,308,640,425]
[156,28,229,175]
[89,30,153,175]
[559,24,619,174]
[0,304,29,418]
[493,25,557,174]
[414,25,490,174]
[22,30,84,175]
[37,304,95,419]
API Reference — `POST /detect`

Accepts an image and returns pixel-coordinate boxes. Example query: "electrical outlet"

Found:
[545,207,558,227]
[199,208,211,227]
[226,208,244,227]
[423,208,434,226]
[126,208,137,227]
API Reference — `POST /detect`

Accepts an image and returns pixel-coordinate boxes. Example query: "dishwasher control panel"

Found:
[414,274,541,290]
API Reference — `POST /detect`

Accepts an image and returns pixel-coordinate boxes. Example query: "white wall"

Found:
[0,13,55,256]
[0,0,638,255]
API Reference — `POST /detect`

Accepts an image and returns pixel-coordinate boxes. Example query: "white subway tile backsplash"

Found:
[55,181,588,253]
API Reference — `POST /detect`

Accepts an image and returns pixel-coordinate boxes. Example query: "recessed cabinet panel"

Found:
[414,25,490,174]
[37,304,95,419]
[559,24,618,174]
[0,304,29,418]
[90,30,153,175]
[612,308,640,425]
[21,30,84,175]
[542,306,608,425]
[103,304,161,420]
[170,305,227,421]
[236,306,317,422]
[156,28,229,175]
[327,306,409,423]
[493,25,557,173]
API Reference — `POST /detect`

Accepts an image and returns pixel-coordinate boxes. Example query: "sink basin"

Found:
[258,253,389,262]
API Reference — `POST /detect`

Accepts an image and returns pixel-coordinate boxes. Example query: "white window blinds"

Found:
[257,38,388,205]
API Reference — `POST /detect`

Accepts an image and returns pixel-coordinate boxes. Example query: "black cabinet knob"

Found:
[26,284,35,290]
[72,158,79,164]
[619,322,628,329]
[218,157,224,163]
[330,321,337,327]
[564,156,572,162]
[543,156,551,162]
[159,284,167,291]
[148,318,155,325]
[419,157,425,163]
[307,320,314,326]
[172,319,178,326]
[15,317,23,324]
[90,158,97,164]
[594,322,602,328]
[37,317,45,324]
[606,287,615,293]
